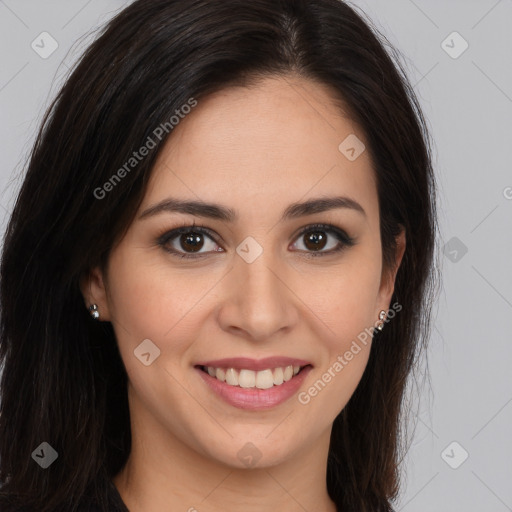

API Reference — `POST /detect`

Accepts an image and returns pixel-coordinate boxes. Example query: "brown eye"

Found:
[291,223,356,257]
[302,231,328,251]
[178,232,205,253]
[158,226,222,259]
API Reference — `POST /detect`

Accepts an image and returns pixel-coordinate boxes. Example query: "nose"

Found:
[216,250,299,343]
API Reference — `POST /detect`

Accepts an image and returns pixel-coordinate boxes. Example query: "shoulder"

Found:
[0,502,123,512]
[0,480,128,512]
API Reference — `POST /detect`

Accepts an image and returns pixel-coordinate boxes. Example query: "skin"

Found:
[81,74,405,512]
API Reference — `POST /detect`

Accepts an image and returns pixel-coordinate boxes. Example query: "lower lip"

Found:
[195,366,313,410]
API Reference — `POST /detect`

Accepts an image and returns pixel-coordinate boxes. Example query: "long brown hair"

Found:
[0,1,440,510]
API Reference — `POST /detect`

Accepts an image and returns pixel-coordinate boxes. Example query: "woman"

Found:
[0,0,440,510]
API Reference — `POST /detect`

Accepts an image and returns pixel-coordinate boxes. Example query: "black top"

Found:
[84,479,130,512]
[0,480,130,512]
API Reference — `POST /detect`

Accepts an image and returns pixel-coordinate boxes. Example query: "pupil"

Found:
[305,231,326,251]
[181,233,203,252]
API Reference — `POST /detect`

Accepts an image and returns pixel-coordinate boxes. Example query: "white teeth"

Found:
[239,369,256,388]
[203,365,306,389]
[273,367,284,385]
[225,368,238,386]
[255,369,274,389]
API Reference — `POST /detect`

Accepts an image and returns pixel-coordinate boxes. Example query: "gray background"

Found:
[1,1,511,511]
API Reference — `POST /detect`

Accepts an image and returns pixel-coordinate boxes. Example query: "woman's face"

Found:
[84,75,404,469]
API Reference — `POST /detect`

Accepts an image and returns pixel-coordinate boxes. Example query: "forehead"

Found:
[141,75,379,225]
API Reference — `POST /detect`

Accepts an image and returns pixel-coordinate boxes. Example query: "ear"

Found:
[376,226,406,313]
[79,266,112,322]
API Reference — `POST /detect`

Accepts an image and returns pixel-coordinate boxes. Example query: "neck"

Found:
[113,390,337,512]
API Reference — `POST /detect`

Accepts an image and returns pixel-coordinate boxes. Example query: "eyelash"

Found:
[156,221,356,260]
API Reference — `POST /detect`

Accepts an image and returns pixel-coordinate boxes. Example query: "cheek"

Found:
[106,245,197,336]
[105,252,205,433]
[293,252,380,414]
[301,258,381,346]
[296,286,376,426]
[105,247,223,382]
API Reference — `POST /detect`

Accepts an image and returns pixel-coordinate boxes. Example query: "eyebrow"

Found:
[138,195,366,222]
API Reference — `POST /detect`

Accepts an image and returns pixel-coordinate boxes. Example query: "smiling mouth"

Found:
[196,364,312,390]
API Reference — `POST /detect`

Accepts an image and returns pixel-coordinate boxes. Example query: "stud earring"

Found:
[88,304,100,320]
[376,310,386,331]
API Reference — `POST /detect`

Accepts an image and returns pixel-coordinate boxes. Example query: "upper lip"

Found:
[195,357,312,371]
